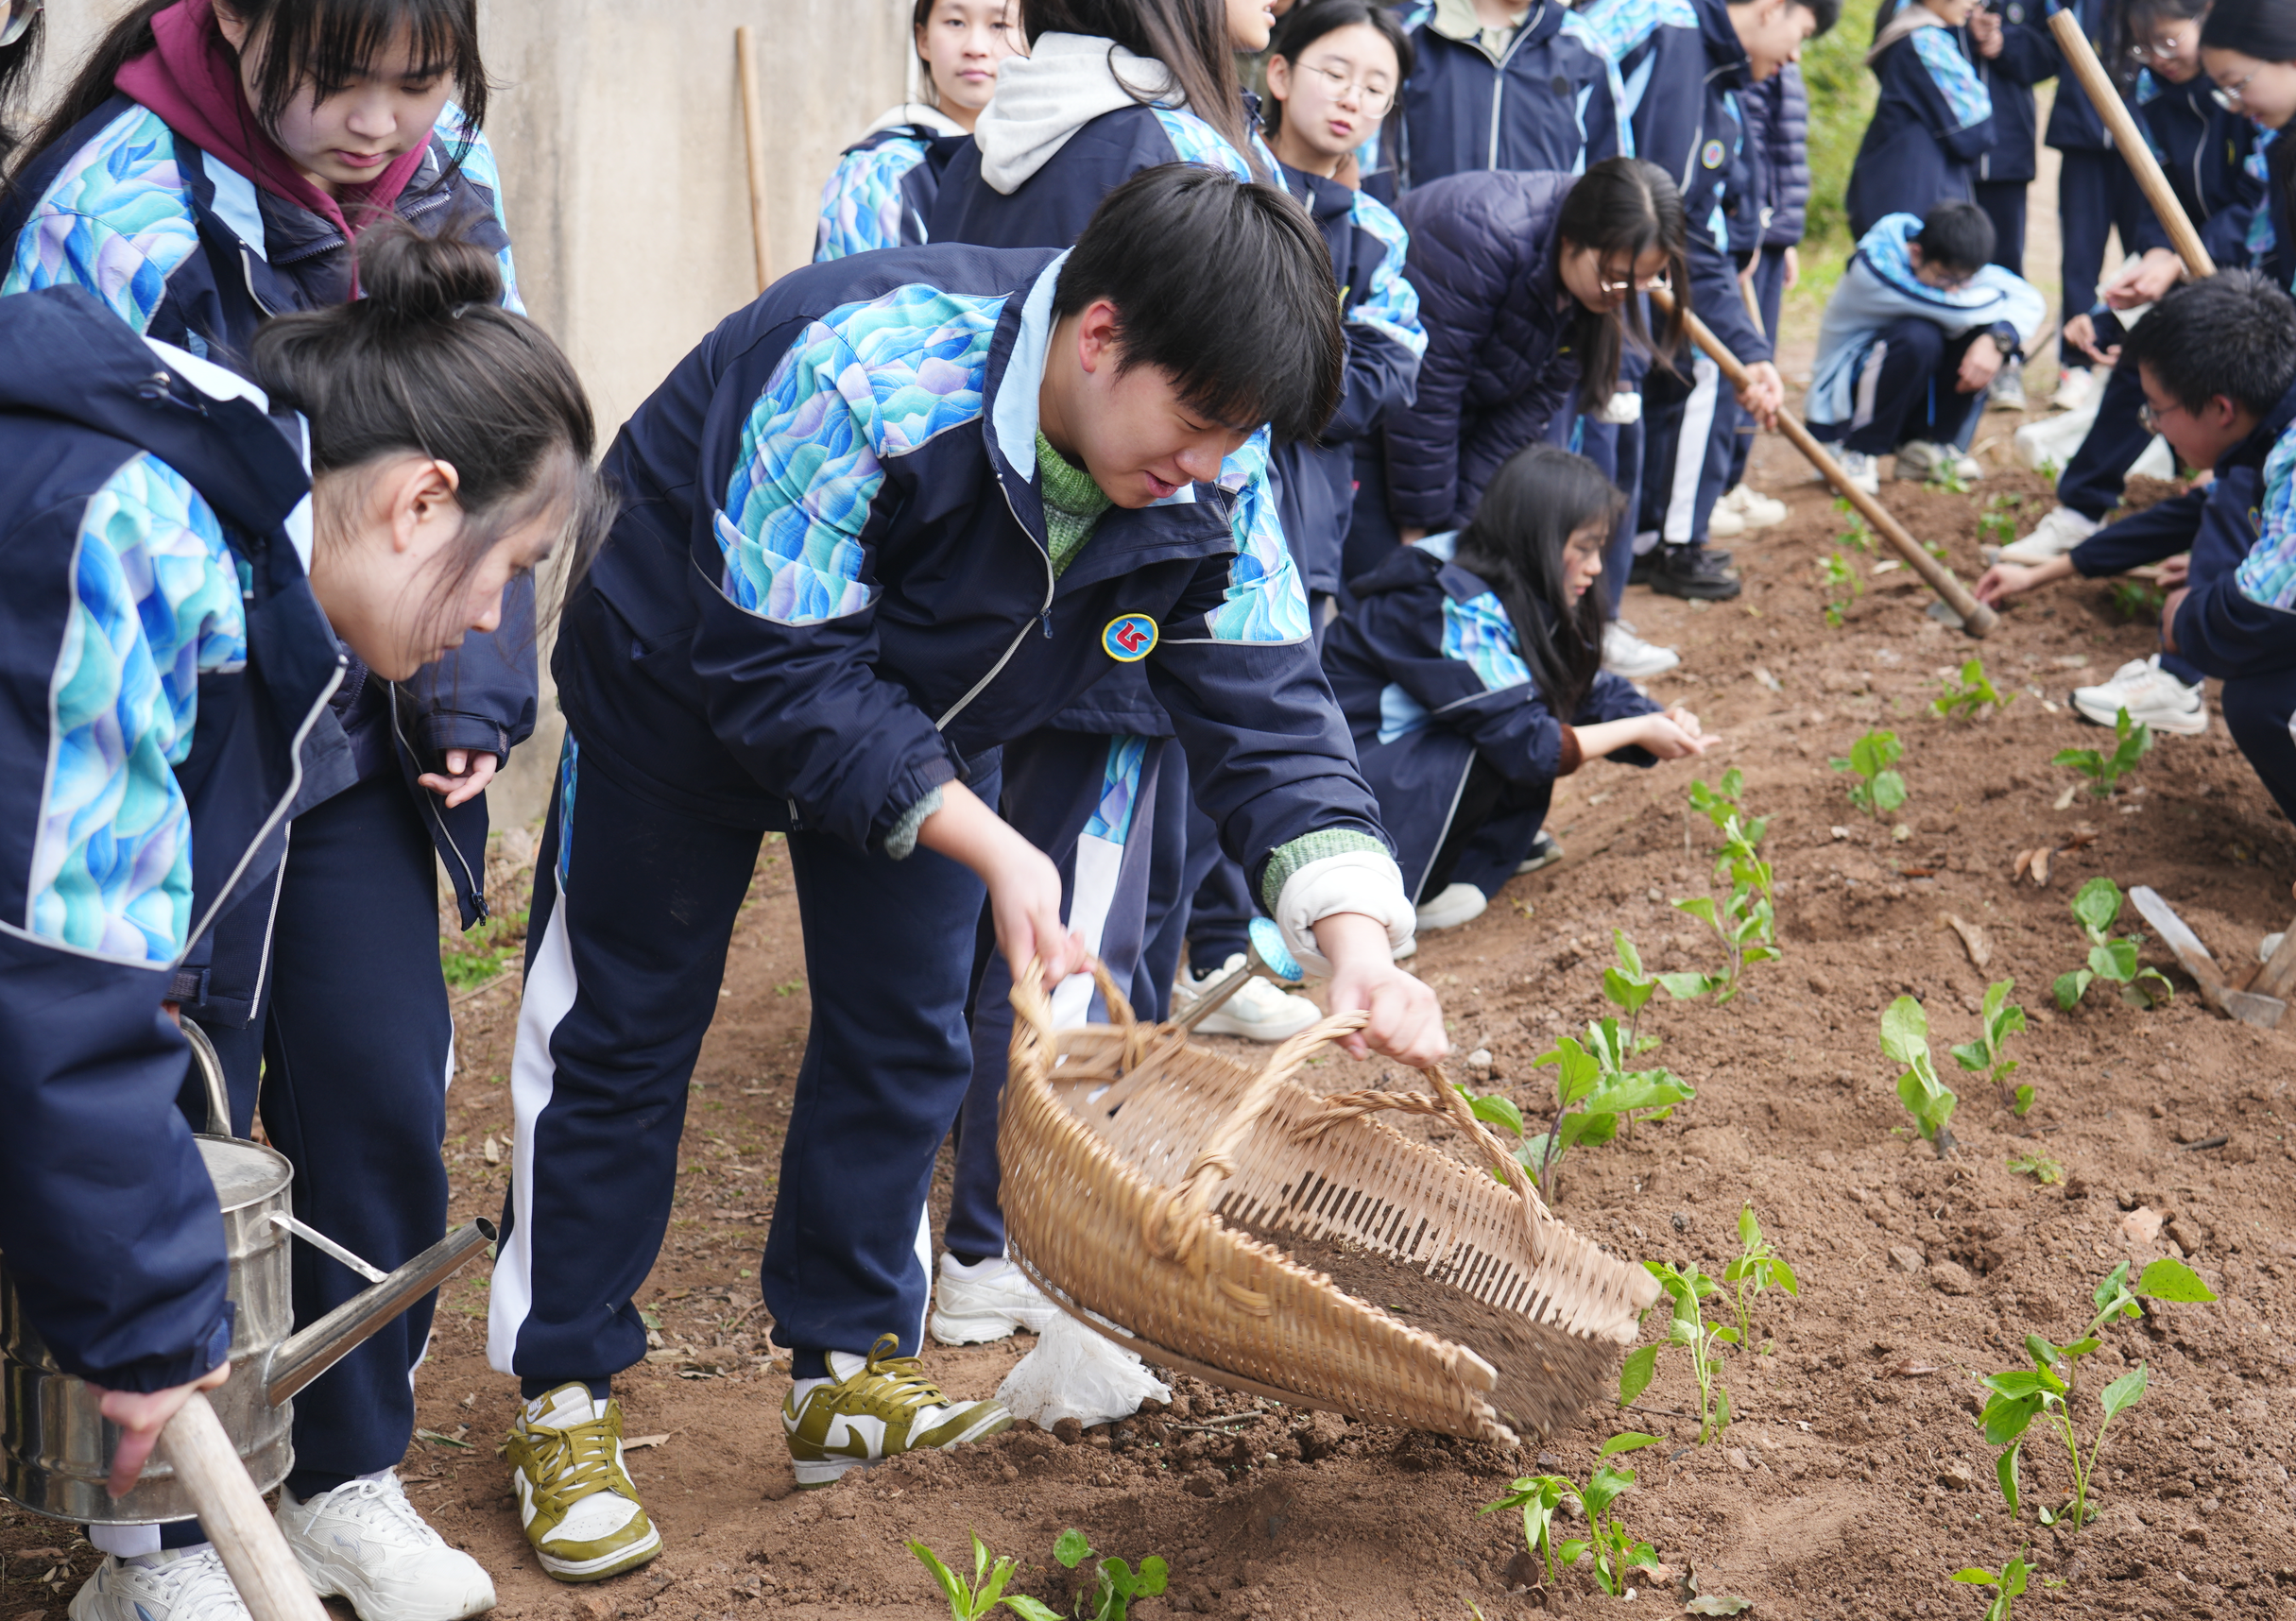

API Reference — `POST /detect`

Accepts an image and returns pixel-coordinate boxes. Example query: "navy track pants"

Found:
[1725,247,1791,494]
[1976,179,2029,274]
[2059,359,2163,522]
[2222,671,2296,827]
[1838,317,1989,457]
[489,737,990,1379]
[2054,148,2152,371]
[1639,349,1736,549]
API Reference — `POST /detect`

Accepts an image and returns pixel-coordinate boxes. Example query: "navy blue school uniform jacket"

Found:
[1323,535,1659,901]
[1977,2,2055,190]
[2124,69,2262,267]
[1575,0,1770,364]
[2044,0,2112,152]
[1,95,537,964]
[1846,12,1996,238]
[0,286,352,1390]
[1732,68,1811,250]
[814,105,969,261]
[1379,0,1628,189]
[558,245,1383,885]
[1275,160,1425,596]
[1382,170,1584,535]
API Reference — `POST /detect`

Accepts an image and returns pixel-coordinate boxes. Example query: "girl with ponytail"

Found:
[0,219,605,1621]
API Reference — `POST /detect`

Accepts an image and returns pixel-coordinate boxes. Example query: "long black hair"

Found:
[1022,0,1270,179]
[2108,0,2210,92]
[1262,0,1414,137]
[1449,444,1624,725]
[1555,156,1689,407]
[0,0,39,176]
[2202,0,2296,251]
[15,0,488,186]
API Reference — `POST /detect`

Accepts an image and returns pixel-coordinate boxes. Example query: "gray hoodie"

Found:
[968,32,1179,193]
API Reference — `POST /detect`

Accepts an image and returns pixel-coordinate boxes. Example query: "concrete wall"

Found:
[26,0,917,825]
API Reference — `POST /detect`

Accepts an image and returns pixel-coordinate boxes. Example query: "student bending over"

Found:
[1325,444,1720,936]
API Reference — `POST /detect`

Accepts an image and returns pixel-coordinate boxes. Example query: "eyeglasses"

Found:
[2137,398,2187,434]
[2129,26,2195,60]
[1596,263,1671,297]
[1295,60,1396,116]
[1,0,42,48]
[2212,66,2259,110]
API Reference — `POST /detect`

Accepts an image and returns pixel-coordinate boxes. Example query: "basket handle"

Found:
[1139,1008,1372,1268]
[1008,952,1166,1072]
[1292,1068,1554,1265]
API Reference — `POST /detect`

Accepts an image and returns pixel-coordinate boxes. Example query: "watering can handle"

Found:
[158,1392,328,1621]
[181,1018,232,1137]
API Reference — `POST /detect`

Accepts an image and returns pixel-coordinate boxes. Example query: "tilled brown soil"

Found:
[9,430,2296,1621]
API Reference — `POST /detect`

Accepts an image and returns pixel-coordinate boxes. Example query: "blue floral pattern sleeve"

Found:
[30,453,246,963]
[1440,590,1534,692]
[814,135,934,262]
[2,105,202,333]
[433,106,524,315]
[2239,422,2296,610]
[1909,26,1994,131]
[1347,190,1427,359]
[1199,429,1313,646]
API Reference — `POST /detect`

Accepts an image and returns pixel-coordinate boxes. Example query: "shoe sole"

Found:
[291,1549,498,1621]
[2069,694,2207,735]
[533,1525,663,1583]
[1647,580,1743,602]
[792,1408,1016,1489]
[1188,1009,1323,1042]
[1515,848,1565,876]
[928,1308,1022,1346]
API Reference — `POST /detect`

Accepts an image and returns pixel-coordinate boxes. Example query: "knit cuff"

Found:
[884,786,945,862]
[1259,829,1390,913]
[1557,725,1585,778]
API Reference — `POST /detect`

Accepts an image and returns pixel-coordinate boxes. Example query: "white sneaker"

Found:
[1989,360,2029,412]
[1833,448,1881,496]
[1706,503,1747,539]
[1602,621,1680,679]
[929,1253,1059,1345]
[1414,882,1487,932]
[71,1549,251,1621]
[1720,485,1788,528]
[2069,655,2208,736]
[1516,830,1564,875]
[2053,367,2099,414]
[1894,440,1982,483]
[277,1473,495,1621]
[1171,954,1322,1042]
[1998,504,2101,565]
[2264,931,2287,964]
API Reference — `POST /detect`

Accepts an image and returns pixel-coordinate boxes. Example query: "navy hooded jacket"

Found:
[557,245,1383,888]
[0,287,352,1391]
[2,94,537,950]
[1976,1,2056,187]
[1381,170,1585,534]
[2044,0,2113,151]
[1846,16,1996,238]
[1576,0,1770,363]
[1275,160,1426,596]
[1380,0,1628,189]
[1323,535,1657,901]
[1733,66,1811,249]
[2123,69,2262,267]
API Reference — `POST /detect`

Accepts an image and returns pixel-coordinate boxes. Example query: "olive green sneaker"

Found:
[505,1385,662,1582]
[781,1334,1014,1488]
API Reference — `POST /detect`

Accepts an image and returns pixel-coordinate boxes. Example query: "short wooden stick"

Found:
[735,26,772,295]
[2048,11,2217,280]
[157,1392,328,1621]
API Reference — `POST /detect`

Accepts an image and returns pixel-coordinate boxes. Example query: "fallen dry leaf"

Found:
[2013,848,2033,879]
[482,1134,500,1165]
[1946,914,1991,969]
[1892,1359,1940,1378]
[2055,783,2081,810]
[2031,847,2052,886]
[2061,828,2100,853]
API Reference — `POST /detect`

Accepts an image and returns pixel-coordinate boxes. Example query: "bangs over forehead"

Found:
[242,0,485,135]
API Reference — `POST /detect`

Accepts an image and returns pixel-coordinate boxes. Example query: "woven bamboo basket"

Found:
[1000,961,1660,1446]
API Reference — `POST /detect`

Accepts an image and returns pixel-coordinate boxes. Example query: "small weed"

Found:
[1050,1528,1167,1621]
[1928,465,1972,494]
[2008,1152,2065,1186]
[1949,979,2029,1110]
[1817,551,1863,626]
[2036,456,2063,483]
[2053,878,2172,1010]
[1953,1550,2030,1621]
[2107,578,2165,621]
[906,1533,1040,1620]
[1722,1203,1799,1350]
[1622,1261,1735,1442]
[1481,1434,1664,1596]
[2054,706,2152,798]
[1831,730,1908,820]
[1932,657,2014,722]
[439,909,530,990]
[1881,996,1958,1152]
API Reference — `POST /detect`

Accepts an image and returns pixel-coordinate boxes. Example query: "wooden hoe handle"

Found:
[2048,11,2218,280]
[158,1392,328,1621]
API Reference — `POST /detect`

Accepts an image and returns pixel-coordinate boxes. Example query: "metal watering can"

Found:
[0,1022,493,1526]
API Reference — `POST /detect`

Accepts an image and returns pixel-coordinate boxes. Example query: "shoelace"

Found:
[161,1549,248,1618]
[320,1477,443,1545]
[850,1333,951,1414]
[523,1412,626,1511]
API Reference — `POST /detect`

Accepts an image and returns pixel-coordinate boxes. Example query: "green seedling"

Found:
[1927,464,1972,494]
[1949,979,2029,1111]
[1688,767,1769,848]
[1049,1528,1167,1621]
[1832,496,1875,553]
[907,1534,1042,1621]
[2107,577,2165,621]
[1670,814,1778,1004]
[2052,877,2173,1010]
[1932,657,2014,722]
[1979,1259,2217,1530]
[1817,550,1863,626]
[1480,1435,1664,1597]
[1977,493,2021,549]
[1881,996,1958,1153]
[2054,706,2152,799]
[1831,729,1908,819]
[1601,930,1707,1052]
[1952,1550,2030,1621]
[2008,1152,2065,1186]
[1621,1261,1735,1442]
[1722,1203,1799,1350]
[1518,1020,1695,1196]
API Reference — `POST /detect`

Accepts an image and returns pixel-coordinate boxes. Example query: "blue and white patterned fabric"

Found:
[1082,734,1150,845]
[435,105,524,315]
[1909,26,1993,131]
[2,104,200,331]
[1347,190,1427,358]
[1440,590,1534,691]
[720,284,1005,624]
[1201,428,1312,645]
[2240,421,2296,610]
[1574,0,1701,77]
[815,132,934,261]
[29,452,246,963]
[552,733,578,891]
[2248,126,2280,266]
[1561,12,1637,164]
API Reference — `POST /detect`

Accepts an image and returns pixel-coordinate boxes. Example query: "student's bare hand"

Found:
[92,1363,229,1497]
[1638,708,1722,759]
[2157,554,2191,588]
[2103,248,2183,310]
[1957,335,2005,394]
[1736,361,1784,431]
[1970,8,2005,56]
[1313,912,1447,1066]
[418,749,499,809]
[1331,149,1362,192]
[1783,246,1800,292]
[2061,314,2118,367]
[1397,526,1429,546]
[917,782,1085,989]
[2161,585,2190,654]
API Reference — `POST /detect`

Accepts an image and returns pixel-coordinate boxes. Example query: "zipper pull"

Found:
[1040,607,1054,639]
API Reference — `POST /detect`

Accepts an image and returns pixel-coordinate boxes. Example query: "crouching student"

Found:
[1325,444,1720,934]
[0,225,604,1621]
[1805,202,2043,494]
[1977,272,2296,782]
[488,167,1445,1564]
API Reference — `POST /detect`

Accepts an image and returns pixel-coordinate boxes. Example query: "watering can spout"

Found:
[264,1220,495,1407]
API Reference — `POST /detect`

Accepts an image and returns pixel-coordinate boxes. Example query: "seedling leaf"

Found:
[1619,1343,1660,1406]
[2134,1258,2217,1304]
[2099,1364,2149,1421]
[1599,1431,1663,1459]
[1054,1530,1091,1570]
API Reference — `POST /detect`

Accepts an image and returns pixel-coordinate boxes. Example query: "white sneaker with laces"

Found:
[1602,622,1680,679]
[929,1253,1060,1345]
[1720,485,1788,528]
[276,1473,495,1621]
[1414,882,1487,932]
[71,1549,251,1621]
[2053,367,2099,414]
[1989,360,2029,411]
[1893,440,1981,483]
[1171,953,1322,1042]
[1705,503,1747,539]
[2069,656,2208,736]
[1833,449,1881,496]
[1998,504,2100,565]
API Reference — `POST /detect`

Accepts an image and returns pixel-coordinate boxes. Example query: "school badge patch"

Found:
[1701,139,1726,169]
[1103,613,1158,662]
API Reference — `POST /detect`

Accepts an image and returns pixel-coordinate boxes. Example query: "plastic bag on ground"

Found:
[995,1308,1172,1428]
